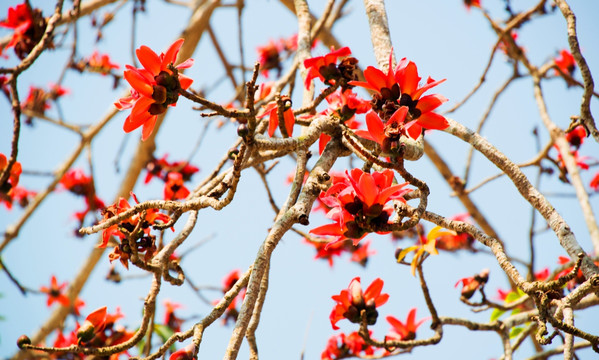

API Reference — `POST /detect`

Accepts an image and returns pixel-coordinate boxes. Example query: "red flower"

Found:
[0,153,23,209]
[144,154,199,184]
[222,269,241,292]
[350,240,375,266]
[5,185,36,209]
[256,40,283,78]
[590,172,599,191]
[40,275,71,307]
[304,238,347,267]
[350,53,448,139]
[356,107,409,153]
[329,277,389,330]
[163,299,184,332]
[318,89,370,154]
[464,0,481,10]
[0,3,48,59]
[100,194,172,248]
[60,168,94,196]
[321,331,375,360]
[164,172,190,200]
[77,306,108,345]
[87,50,120,75]
[258,96,295,137]
[303,46,352,89]
[386,308,427,341]
[0,3,33,49]
[566,125,586,149]
[218,269,246,325]
[554,145,589,173]
[170,343,196,360]
[434,213,475,252]
[116,39,194,141]
[455,269,489,299]
[311,168,411,248]
[554,49,576,76]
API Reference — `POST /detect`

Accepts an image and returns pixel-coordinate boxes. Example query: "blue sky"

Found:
[1,0,599,359]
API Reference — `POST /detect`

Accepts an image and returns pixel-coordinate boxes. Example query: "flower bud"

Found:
[17,335,31,349]
[237,124,249,138]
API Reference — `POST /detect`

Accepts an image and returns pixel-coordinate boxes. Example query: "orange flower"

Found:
[386,308,428,341]
[39,275,71,307]
[87,50,120,75]
[116,39,194,140]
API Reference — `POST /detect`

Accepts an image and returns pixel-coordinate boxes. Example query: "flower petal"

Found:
[141,114,158,141]
[123,69,154,98]
[416,111,449,130]
[162,38,185,70]
[136,46,161,75]
[365,111,386,145]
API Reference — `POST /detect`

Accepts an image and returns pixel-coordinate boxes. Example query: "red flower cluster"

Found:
[303,46,357,89]
[350,53,448,149]
[0,2,49,59]
[99,194,172,269]
[76,306,134,352]
[310,168,411,248]
[329,277,389,330]
[144,154,199,200]
[115,39,194,141]
[321,331,376,360]
[60,168,105,223]
[318,89,370,154]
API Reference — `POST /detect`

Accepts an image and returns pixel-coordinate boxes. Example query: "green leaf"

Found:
[505,290,522,303]
[490,308,506,322]
[511,308,521,316]
[510,326,524,339]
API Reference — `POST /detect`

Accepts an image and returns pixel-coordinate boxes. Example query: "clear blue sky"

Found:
[1,0,598,359]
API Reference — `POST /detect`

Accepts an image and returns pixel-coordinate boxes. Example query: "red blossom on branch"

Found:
[554,49,576,77]
[116,39,194,140]
[321,331,376,360]
[310,168,410,248]
[86,50,120,75]
[303,46,353,89]
[329,277,389,330]
[0,2,48,59]
[455,268,489,299]
[163,300,184,332]
[39,275,70,307]
[464,0,481,10]
[258,96,295,137]
[318,89,369,154]
[386,308,428,341]
[350,53,448,140]
[590,172,599,191]
[164,172,190,200]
